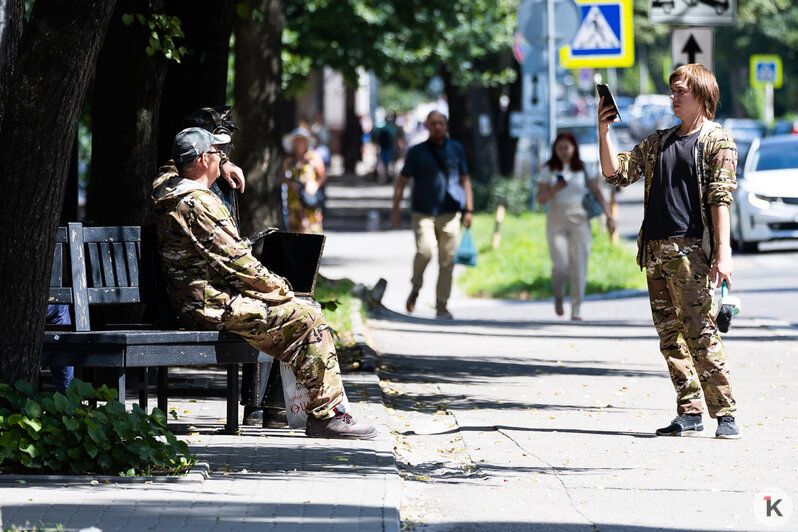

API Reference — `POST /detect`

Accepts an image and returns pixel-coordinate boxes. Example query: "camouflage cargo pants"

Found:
[645,237,736,418]
[220,296,343,419]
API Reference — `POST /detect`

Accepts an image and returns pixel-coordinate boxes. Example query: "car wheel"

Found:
[736,239,758,253]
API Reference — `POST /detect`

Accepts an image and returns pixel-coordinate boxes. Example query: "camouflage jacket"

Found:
[152,168,293,327]
[605,121,737,269]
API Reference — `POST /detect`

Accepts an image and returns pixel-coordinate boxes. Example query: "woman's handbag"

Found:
[300,188,325,209]
[454,228,478,267]
[582,174,603,219]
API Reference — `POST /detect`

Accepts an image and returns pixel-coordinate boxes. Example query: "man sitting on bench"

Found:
[152,127,377,440]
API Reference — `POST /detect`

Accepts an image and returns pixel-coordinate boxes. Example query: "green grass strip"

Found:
[459,212,646,300]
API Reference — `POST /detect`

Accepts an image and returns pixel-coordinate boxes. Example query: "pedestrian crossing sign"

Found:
[560,0,634,69]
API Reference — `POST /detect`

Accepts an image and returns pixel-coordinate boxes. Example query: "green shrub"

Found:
[472,176,532,216]
[0,379,194,476]
[459,212,646,299]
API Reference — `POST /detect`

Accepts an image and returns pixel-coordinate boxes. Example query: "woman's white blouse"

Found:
[538,164,588,205]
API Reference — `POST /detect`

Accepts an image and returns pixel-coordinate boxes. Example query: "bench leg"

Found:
[225,364,239,435]
[138,367,149,411]
[157,366,168,414]
[117,368,126,405]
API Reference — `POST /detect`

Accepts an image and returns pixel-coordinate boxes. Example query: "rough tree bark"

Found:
[0,0,116,386]
[87,0,168,226]
[0,0,24,125]
[234,0,285,237]
[468,85,499,182]
[156,0,235,165]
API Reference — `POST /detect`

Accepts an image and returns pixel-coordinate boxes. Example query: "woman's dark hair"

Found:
[545,132,584,171]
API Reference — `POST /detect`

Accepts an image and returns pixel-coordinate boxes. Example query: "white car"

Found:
[730,135,798,252]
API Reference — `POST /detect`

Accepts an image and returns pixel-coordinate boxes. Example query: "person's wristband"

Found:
[463,209,473,214]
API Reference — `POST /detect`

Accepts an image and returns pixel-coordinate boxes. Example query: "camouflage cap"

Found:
[172,127,231,164]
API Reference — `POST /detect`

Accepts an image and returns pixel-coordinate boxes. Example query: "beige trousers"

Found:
[546,202,591,315]
[411,212,461,308]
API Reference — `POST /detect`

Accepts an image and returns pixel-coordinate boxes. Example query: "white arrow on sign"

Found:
[671,27,713,72]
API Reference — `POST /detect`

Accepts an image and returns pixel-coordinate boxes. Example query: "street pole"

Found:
[764,83,774,125]
[547,0,556,148]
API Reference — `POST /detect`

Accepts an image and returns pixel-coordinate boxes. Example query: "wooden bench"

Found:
[42,222,269,434]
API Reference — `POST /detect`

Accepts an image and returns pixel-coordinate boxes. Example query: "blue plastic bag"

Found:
[454,228,477,267]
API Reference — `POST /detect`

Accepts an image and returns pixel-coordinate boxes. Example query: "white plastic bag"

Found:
[279,361,350,429]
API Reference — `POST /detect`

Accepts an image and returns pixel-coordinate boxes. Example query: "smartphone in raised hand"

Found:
[596,83,621,122]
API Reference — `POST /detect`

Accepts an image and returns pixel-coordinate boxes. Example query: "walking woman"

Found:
[283,127,326,234]
[537,132,615,320]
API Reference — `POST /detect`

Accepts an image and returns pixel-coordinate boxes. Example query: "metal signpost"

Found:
[671,27,713,71]
[649,0,736,26]
[750,55,783,125]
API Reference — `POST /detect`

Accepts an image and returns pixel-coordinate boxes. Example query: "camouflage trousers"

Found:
[220,297,343,419]
[645,237,736,418]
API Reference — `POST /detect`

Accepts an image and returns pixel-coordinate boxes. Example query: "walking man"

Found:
[152,127,377,440]
[390,110,473,319]
[598,64,741,439]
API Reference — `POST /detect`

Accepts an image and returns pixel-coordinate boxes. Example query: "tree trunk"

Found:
[467,85,499,182]
[0,0,116,387]
[234,0,285,237]
[0,0,24,125]
[342,86,361,174]
[441,68,475,176]
[497,64,521,177]
[87,0,168,226]
[157,0,235,165]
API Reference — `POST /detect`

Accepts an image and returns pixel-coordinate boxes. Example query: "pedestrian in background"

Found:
[391,110,473,319]
[537,132,614,321]
[283,127,326,234]
[598,63,741,439]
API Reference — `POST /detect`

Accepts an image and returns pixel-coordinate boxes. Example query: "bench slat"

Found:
[99,242,116,287]
[48,287,73,303]
[112,242,129,286]
[87,286,141,304]
[83,226,141,243]
[87,242,103,287]
[43,329,251,344]
[68,222,90,331]
[51,243,64,287]
[126,242,140,286]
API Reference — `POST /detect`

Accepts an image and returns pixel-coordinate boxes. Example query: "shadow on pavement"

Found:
[399,425,658,440]
[0,502,387,531]
[378,353,665,385]
[194,443,393,477]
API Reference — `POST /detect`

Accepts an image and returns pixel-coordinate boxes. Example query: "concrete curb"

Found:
[348,301,401,532]
[0,461,210,486]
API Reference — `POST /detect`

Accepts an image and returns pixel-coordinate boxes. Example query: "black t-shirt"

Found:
[644,130,704,241]
[400,139,469,216]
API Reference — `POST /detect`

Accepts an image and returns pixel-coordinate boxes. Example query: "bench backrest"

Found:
[50,223,165,332]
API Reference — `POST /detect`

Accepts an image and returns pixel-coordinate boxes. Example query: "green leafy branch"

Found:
[121,12,188,62]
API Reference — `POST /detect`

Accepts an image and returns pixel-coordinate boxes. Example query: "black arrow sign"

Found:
[531,75,539,106]
[682,35,702,64]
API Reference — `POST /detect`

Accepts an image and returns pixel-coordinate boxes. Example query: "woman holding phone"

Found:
[537,132,615,320]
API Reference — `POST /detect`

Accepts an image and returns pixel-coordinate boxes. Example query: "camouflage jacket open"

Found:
[605,121,738,269]
[152,167,294,327]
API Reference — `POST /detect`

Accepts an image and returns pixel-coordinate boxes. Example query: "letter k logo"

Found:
[765,496,783,518]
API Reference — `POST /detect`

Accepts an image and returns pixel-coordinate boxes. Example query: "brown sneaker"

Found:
[406,291,418,313]
[305,405,378,440]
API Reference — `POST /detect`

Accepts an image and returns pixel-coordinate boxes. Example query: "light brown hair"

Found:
[669,64,720,120]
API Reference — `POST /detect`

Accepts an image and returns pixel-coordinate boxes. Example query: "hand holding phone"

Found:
[596,83,621,122]
[556,174,566,186]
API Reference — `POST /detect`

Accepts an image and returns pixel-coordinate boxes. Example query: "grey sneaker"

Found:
[715,416,741,439]
[655,413,703,436]
[305,405,378,440]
